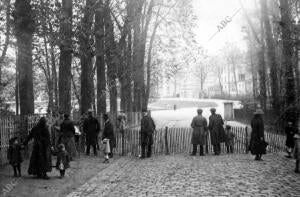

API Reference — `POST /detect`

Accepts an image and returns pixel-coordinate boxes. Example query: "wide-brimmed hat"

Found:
[254,108,264,115]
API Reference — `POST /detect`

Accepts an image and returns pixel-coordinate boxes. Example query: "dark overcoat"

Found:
[285,125,296,148]
[83,117,100,145]
[102,120,116,148]
[208,114,226,145]
[25,125,52,175]
[191,115,208,145]
[250,116,266,155]
[60,119,77,158]
[140,115,156,146]
[7,144,23,165]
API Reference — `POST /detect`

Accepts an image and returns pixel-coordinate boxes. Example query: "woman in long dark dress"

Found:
[24,117,52,179]
[250,109,266,160]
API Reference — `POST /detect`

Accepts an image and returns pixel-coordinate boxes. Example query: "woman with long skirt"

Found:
[24,117,52,179]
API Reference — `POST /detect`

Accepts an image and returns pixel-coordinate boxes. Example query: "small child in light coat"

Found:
[294,131,300,173]
[56,143,70,178]
[7,137,24,177]
[225,125,235,154]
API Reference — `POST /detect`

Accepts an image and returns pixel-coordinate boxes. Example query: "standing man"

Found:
[83,109,100,156]
[190,109,208,156]
[208,108,225,155]
[140,109,156,159]
[102,114,116,158]
[53,111,64,150]
[60,114,77,160]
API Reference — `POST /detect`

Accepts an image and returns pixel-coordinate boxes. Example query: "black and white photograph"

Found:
[0,0,300,196]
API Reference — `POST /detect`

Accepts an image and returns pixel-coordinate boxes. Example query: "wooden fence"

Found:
[1,114,287,165]
[112,126,287,156]
[0,112,142,165]
[0,115,43,165]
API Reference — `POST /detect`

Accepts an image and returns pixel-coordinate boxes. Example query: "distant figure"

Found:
[190,109,208,156]
[23,117,52,179]
[102,114,116,158]
[83,109,100,156]
[294,130,300,174]
[208,108,226,155]
[7,137,24,177]
[117,111,127,156]
[55,143,70,178]
[140,109,156,159]
[285,121,296,158]
[60,114,77,160]
[225,125,235,153]
[250,108,267,161]
[117,111,127,134]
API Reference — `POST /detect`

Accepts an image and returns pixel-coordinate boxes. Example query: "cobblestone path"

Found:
[67,153,300,197]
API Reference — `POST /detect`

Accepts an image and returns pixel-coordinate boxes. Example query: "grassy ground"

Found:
[0,153,120,197]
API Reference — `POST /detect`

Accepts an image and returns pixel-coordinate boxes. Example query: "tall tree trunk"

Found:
[0,0,11,86]
[15,49,19,115]
[95,0,106,115]
[125,24,133,112]
[261,0,279,113]
[258,49,267,110]
[43,35,54,113]
[145,13,159,109]
[132,0,145,112]
[59,0,73,114]
[280,0,296,121]
[48,22,58,109]
[231,61,239,96]
[14,0,34,115]
[104,0,117,117]
[50,43,58,109]
[80,0,96,114]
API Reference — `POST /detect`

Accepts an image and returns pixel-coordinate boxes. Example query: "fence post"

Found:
[121,129,125,156]
[164,126,169,155]
[245,126,249,154]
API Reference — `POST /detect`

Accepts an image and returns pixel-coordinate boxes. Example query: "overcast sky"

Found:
[192,0,255,55]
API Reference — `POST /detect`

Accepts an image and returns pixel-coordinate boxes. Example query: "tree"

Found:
[95,0,106,115]
[13,0,35,115]
[279,0,297,122]
[261,0,280,114]
[79,0,96,114]
[0,0,11,87]
[59,0,73,114]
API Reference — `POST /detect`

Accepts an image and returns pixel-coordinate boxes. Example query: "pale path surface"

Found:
[149,98,244,128]
[67,153,300,197]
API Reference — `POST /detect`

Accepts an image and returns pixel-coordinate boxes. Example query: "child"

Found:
[225,125,235,154]
[7,137,23,177]
[55,144,70,178]
[294,130,300,173]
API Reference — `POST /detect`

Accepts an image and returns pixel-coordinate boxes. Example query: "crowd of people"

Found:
[6,106,300,179]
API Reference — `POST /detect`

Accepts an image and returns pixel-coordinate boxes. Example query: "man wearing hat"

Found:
[83,109,100,156]
[190,109,208,156]
[208,108,226,155]
[140,108,156,158]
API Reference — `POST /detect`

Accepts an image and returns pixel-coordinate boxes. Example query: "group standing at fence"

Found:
[6,106,300,179]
